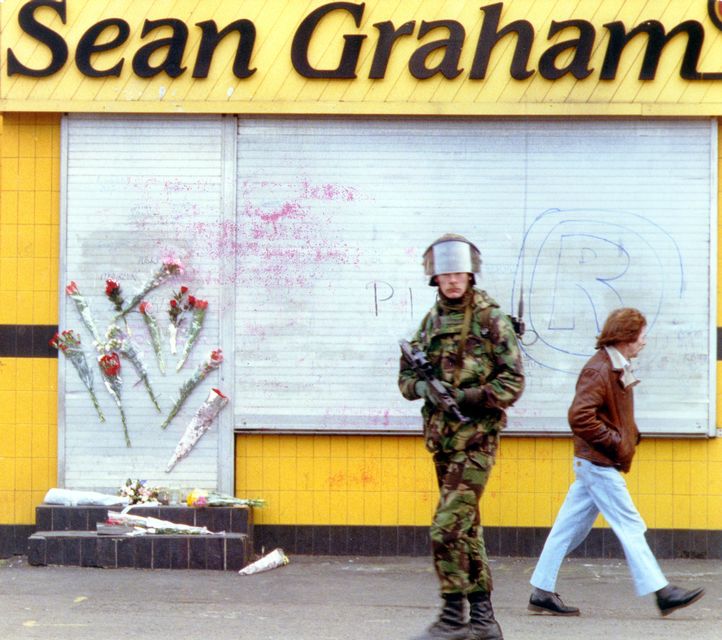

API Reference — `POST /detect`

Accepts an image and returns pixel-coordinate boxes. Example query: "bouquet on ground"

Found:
[115,257,184,320]
[99,351,131,447]
[239,548,289,576]
[161,349,223,429]
[106,510,221,535]
[176,296,209,372]
[166,388,229,473]
[65,281,103,345]
[139,301,165,374]
[186,488,265,509]
[106,325,161,412]
[118,478,160,505]
[167,285,190,355]
[49,330,105,422]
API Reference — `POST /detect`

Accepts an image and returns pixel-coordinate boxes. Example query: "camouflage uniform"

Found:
[399,288,525,596]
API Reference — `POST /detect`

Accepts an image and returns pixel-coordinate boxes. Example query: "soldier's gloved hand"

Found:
[442,383,485,409]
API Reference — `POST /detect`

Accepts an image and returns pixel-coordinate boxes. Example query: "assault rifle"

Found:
[399,339,470,424]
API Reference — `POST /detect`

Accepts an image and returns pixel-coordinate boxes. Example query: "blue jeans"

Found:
[531,457,667,596]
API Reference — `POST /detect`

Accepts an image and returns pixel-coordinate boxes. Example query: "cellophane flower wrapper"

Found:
[161,349,223,429]
[139,302,165,374]
[186,488,266,509]
[115,258,184,321]
[165,388,229,473]
[167,285,189,355]
[107,326,161,412]
[176,302,208,372]
[99,352,131,447]
[65,281,103,345]
[106,510,221,535]
[238,548,289,575]
[118,478,160,504]
[50,331,105,423]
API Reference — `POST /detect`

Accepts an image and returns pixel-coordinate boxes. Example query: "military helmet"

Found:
[423,233,482,286]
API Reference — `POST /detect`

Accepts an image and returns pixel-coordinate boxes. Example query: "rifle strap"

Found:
[452,303,472,388]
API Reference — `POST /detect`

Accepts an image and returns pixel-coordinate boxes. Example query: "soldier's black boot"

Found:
[467,591,503,640]
[411,593,468,640]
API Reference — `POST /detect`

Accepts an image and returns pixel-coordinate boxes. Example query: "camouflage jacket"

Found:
[398,289,525,453]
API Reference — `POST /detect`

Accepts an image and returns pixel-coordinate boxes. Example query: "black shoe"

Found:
[528,588,580,616]
[411,594,468,640]
[468,591,503,640]
[656,585,705,617]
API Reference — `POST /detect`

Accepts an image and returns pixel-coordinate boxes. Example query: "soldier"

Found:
[528,308,705,618]
[399,234,525,640]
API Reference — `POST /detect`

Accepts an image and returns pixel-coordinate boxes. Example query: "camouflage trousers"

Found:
[431,443,496,595]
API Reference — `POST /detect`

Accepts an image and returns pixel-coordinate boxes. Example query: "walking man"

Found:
[528,308,705,617]
[399,234,525,640]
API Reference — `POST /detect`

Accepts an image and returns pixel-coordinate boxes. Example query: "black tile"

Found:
[16,326,32,358]
[46,537,64,565]
[346,526,366,555]
[687,530,709,559]
[705,530,722,558]
[33,325,58,358]
[134,537,153,569]
[414,527,431,556]
[484,527,502,557]
[27,536,46,566]
[0,325,18,357]
[312,526,331,555]
[207,537,224,570]
[226,536,246,571]
[153,538,171,569]
[81,537,99,567]
[208,509,232,533]
[516,527,537,558]
[253,525,295,555]
[584,530,604,558]
[532,527,550,558]
[602,529,623,559]
[193,509,212,530]
[0,526,13,559]
[672,529,692,559]
[295,526,314,554]
[379,527,399,556]
[117,538,135,567]
[654,529,674,559]
[189,538,207,569]
[69,509,89,531]
[360,527,382,556]
[15,525,34,555]
[64,538,81,566]
[231,507,252,535]
[329,526,349,555]
[90,507,112,527]
[35,507,52,532]
[128,506,160,519]
[170,538,189,569]
[52,508,71,532]
[397,527,416,556]
[97,538,117,568]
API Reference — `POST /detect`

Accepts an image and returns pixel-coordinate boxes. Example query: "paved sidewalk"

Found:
[1,554,719,639]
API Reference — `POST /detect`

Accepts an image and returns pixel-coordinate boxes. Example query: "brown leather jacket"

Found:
[568,348,640,473]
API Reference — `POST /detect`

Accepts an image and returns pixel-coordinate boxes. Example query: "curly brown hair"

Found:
[595,308,647,349]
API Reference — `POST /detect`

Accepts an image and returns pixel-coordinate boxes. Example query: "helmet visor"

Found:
[431,240,473,276]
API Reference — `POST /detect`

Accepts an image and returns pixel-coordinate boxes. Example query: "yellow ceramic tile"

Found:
[636,494,655,525]
[313,490,331,522]
[708,439,722,462]
[654,460,674,490]
[0,158,18,191]
[0,492,14,522]
[654,494,674,528]
[31,424,49,458]
[347,490,365,525]
[0,360,17,390]
[363,436,382,458]
[499,494,518,526]
[17,126,36,158]
[690,465,709,496]
[31,458,51,490]
[15,362,33,391]
[654,440,675,461]
[17,224,34,257]
[532,494,553,526]
[313,434,331,457]
[0,390,16,424]
[296,457,314,491]
[380,458,399,491]
[34,191,53,226]
[329,435,348,458]
[14,457,31,489]
[397,436,418,458]
[707,496,722,528]
[0,424,16,455]
[261,456,281,491]
[295,436,314,457]
[0,459,15,490]
[398,457,417,492]
[516,439,536,459]
[516,492,534,524]
[688,496,708,529]
[18,157,35,190]
[278,457,298,491]
[261,434,280,457]
[327,459,348,492]
[672,461,691,495]
[672,440,691,462]
[535,438,553,460]
[0,225,17,257]
[397,492,416,524]
[689,441,709,463]
[481,491,501,525]
[0,123,19,157]
[708,461,722,494]
[379,491,399,525]
[245,456,263,490]
[672,495,691,529]
[35,125,53,158]
[329,491,348,525]
[381,436,399,458]
[34,226,52,258]
[414,492,435,525]
[363,491,381,523]
[259,490,280,524]
[312,457,331,491]
[636,460,656,494]
[498,460,519,494]
[533,458,552,494]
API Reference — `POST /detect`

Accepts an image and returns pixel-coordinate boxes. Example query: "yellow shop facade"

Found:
[1,0,721,558]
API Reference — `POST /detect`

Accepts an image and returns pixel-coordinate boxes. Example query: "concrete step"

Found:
[28,530,251,571]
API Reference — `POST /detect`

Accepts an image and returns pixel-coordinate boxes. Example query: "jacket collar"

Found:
[604,346,639,389]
